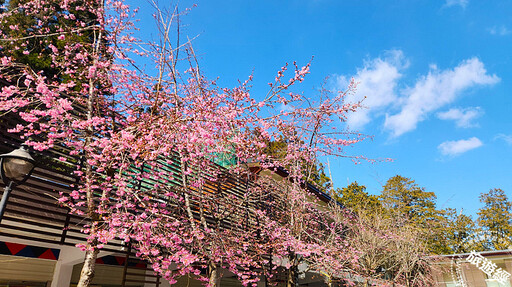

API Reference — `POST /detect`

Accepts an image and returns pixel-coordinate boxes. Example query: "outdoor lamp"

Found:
[0,145,35,223]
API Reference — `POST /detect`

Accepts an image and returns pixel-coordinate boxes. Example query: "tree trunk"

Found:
[76,22,102,287]
[262,275,268,287]
[326,277,333,287]
[286,251,299,287]
[208,261,221,287]
[76,242,100,287]
[287,265,299,287]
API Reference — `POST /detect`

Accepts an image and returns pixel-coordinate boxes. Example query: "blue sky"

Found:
[129,0,512,217]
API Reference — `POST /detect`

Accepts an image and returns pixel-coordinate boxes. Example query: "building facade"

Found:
[436,250,512,287]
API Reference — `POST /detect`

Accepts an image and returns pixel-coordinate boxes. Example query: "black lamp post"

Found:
[0,145,35,223]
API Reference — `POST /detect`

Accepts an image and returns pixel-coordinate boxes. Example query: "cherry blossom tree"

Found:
[345,208,440,287]
[0,0,124,285]
[0,1,380,286]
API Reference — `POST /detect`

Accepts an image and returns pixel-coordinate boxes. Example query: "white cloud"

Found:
[495,134,512,145]
[333,54,498,137]
[438,137,483,156]
[445,0,468,8]
[437,107,483,128]
[489,25,511,36]
[334,50,406,130]
[384,58,499,137]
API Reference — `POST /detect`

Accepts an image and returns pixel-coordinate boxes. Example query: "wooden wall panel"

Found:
[0,255,55,282]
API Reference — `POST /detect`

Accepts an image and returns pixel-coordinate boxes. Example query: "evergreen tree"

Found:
[438,208,477,254]
[380,175,447,254]
[333,181,381,212]
[0,0,105,83]
[380,175,438,225]
[477,188,512,250]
